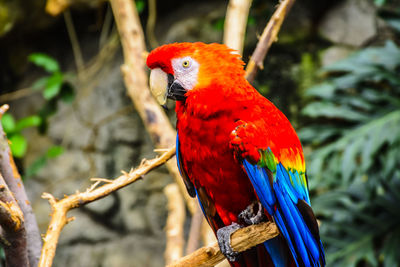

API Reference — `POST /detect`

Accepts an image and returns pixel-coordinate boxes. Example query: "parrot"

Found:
[146,42,325,267]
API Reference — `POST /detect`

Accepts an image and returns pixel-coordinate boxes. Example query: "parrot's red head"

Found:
[146,42,247,105]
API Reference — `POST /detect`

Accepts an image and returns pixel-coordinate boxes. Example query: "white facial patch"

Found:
[171,56,199,90]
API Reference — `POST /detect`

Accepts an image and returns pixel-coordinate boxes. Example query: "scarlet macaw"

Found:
[147,42,325,267]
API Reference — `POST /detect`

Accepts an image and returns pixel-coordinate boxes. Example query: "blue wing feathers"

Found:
[243,156,325,267]
[243,161,276,215]
[274,182,311,267]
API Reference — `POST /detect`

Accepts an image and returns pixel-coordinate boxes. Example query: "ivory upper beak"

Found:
[149,68,168,105]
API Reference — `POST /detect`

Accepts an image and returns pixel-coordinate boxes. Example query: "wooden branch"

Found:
[0,105,28,267]
[164,183,186,264]
[223,0,253,54]
[0,182,24,233]
[0,172,28,267]
[38,147,175,267]
[110,0,197,214]
[0,105,42,267]
[0,200,22,232]
[245,0,295,83]
[167,222,279,267]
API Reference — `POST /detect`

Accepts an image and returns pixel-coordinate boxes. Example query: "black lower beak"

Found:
[167,74,187,101]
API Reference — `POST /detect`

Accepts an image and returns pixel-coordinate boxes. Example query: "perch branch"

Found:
[223,0,253,54]
[0,105,42,267]
[164,183,186,264]
[245,0,295,82]
[110,0,197,214]
[38,147,176,267]
[167,221,279,267]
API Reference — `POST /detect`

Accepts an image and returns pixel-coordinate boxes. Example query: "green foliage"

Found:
[300,41,400,266]
[29,52,75,132]
[29,53,69,100]
[135,0,145,14]
[9,134,27,158]
[46,145,64,158]
[1,113,41,158]
[28,53,60,73]
[0,52,69,169]
[1,113,15,133]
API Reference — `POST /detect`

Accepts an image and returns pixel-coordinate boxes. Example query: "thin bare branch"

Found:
[223,0,253,54]
[146,0,159,48]
[38,147,176,267]
[0,88,37,102]
[245,0,295,82]
[64,9,85,80]
[168,222,279,267]
[164,183,186,264]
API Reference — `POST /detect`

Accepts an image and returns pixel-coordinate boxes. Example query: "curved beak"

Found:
[149,68,168,105]
[149,68,187,106]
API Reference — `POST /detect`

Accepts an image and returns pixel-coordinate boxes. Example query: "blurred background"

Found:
[0,0,400,266]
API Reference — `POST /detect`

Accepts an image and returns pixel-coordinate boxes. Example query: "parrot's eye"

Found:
[182,60,190,68]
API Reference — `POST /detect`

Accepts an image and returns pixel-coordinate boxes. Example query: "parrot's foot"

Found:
[216,222,242,262]
[238,202,267,225]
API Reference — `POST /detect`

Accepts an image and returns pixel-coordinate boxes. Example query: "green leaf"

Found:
[32,77,49,91]
[15,115,42,132]
[305,82,337,99]
[44,72,63,99]
[136,0,145,13]
[302,102,368,122]
[28,53,60,73]
[1,113,16,133]
[9,134,27,158]
[46,146,64,158]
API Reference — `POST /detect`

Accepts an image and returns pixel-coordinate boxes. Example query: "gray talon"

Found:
[216,222,242,262]
[238,202,266,225]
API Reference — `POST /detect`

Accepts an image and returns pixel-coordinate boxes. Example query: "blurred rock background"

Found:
[1,0,400,266]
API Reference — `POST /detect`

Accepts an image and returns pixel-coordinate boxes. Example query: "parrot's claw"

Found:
[238,202,266,225]
[216,222,242,262]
